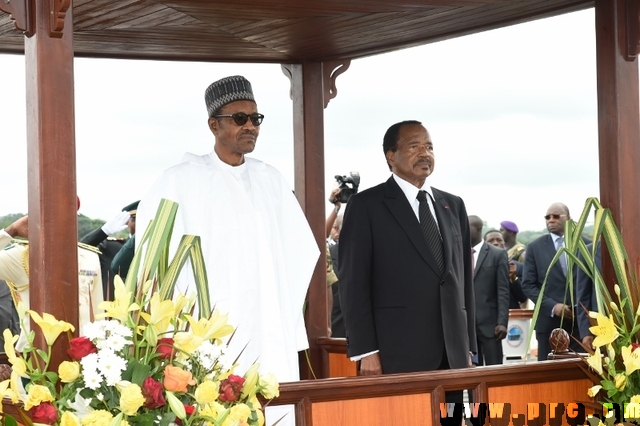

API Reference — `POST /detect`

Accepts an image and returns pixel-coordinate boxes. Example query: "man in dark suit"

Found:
[469,216,510,365]
[522,202,583,361]
[576,242,601,349]
[339,120,475,405]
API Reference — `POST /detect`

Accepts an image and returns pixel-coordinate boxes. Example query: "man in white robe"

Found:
[136,75,319,425]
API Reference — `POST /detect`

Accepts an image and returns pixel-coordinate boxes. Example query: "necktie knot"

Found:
[556,236,564,250]
[417,190,428,203]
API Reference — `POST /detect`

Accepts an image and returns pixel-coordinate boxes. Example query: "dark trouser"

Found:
[439,349,464,425]
[477,334,504,366]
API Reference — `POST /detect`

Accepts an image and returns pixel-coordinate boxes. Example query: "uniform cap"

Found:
[500,220,519,233]
[122,200,140,216]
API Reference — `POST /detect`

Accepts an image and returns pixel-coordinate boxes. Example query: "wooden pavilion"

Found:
[1,0,639,423]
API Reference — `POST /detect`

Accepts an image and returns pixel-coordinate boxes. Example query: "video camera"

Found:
[334,172,360,203]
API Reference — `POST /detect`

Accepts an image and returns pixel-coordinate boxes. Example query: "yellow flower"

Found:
[587,385,602,397]
[119,383,145,416]
[97,277,140,322]
[241,363,260,399]
[3,329,26,376]
[23,384,54,410]
[587,346,603,375]
[200,401,226,424]
[58,361,80,383]
[186,311,234,343]
[27,310,75,346]
[222,403,251,426]
[195,380,219,405]
[615,373,627,391]
[139,292,175,346]
[0,379,19,412]
[60,411,81,426]
[622,345,640,375]
[258,373,280,399]
[632,395,640,404]
[589,313,619,347]
[80,410,113,426]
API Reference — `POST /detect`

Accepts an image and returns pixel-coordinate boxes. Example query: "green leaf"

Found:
[3,414,19,426]
[130,359,152,386]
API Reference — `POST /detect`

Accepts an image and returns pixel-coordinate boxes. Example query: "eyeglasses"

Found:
[213,112,264,126]
[544,214,567,220]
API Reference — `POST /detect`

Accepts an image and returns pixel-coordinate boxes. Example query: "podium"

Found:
[502,309,535,361]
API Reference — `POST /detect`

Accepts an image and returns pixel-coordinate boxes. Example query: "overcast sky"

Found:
[0,8,600,232]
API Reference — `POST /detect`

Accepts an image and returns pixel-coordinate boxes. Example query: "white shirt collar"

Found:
[392,173,434,202]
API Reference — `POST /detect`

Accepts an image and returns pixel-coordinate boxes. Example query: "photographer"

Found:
[327,188,344,337]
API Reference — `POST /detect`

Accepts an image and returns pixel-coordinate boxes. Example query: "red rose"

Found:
[67,337,98,360]
[29,402,58,424]
[176,405,195,426]
[218,374,245,402]
[633,343,640,351]
[141,377,166,409]
[157,337,176,360]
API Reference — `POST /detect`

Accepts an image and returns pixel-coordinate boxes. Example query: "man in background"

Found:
[522,202,582,360]
[81,200,138,298]
[469,216,509,365]
[109,200,139,284]
[500,220,526,263]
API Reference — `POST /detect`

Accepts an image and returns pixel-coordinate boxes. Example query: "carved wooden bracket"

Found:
[0,0,34,37]
[322,60,351,108]
[280,61,352,109]
[626,0,640,61]
[50,0,70,38]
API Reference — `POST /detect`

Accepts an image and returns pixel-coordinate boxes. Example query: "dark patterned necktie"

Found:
[417,190,444,273]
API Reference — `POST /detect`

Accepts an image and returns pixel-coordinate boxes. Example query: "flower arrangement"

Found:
[542,197,640,407]
[0,199,280,425]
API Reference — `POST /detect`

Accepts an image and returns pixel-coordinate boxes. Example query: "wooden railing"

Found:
[272,358,594,425]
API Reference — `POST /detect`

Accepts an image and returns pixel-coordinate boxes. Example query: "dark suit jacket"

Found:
[339,177,476,373]
[576,242,601,339]
[473,242,510,339]
[80,228,126,299]
[329,242,345,338]
[111,235,136,282]
[509,260,528,309]
[522,234,586,334]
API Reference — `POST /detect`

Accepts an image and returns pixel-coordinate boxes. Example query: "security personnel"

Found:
[110,200,139,285]
[80,200,139,299]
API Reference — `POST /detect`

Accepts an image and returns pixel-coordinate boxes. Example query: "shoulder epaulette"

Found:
[106,237,126,242]
[3,238,29,251]
[77,242,102,254]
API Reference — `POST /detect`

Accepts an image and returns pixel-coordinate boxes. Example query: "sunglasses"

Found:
[213,112,264,126]
[544,214,567,220]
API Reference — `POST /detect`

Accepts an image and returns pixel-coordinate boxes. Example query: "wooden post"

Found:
[287,61,328,379]
[595,0,640,293]
[24,0,78,367]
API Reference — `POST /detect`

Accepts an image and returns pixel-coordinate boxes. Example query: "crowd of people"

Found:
[0,75,594,424]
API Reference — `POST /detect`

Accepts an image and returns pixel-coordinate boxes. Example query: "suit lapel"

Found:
[475,243,488,275]
[544,234,565,276]
[383,177,442,275]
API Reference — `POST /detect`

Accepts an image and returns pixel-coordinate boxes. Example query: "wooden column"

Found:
[595,0,640,290]
[24,0,78,366]
[286,61,328,379]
